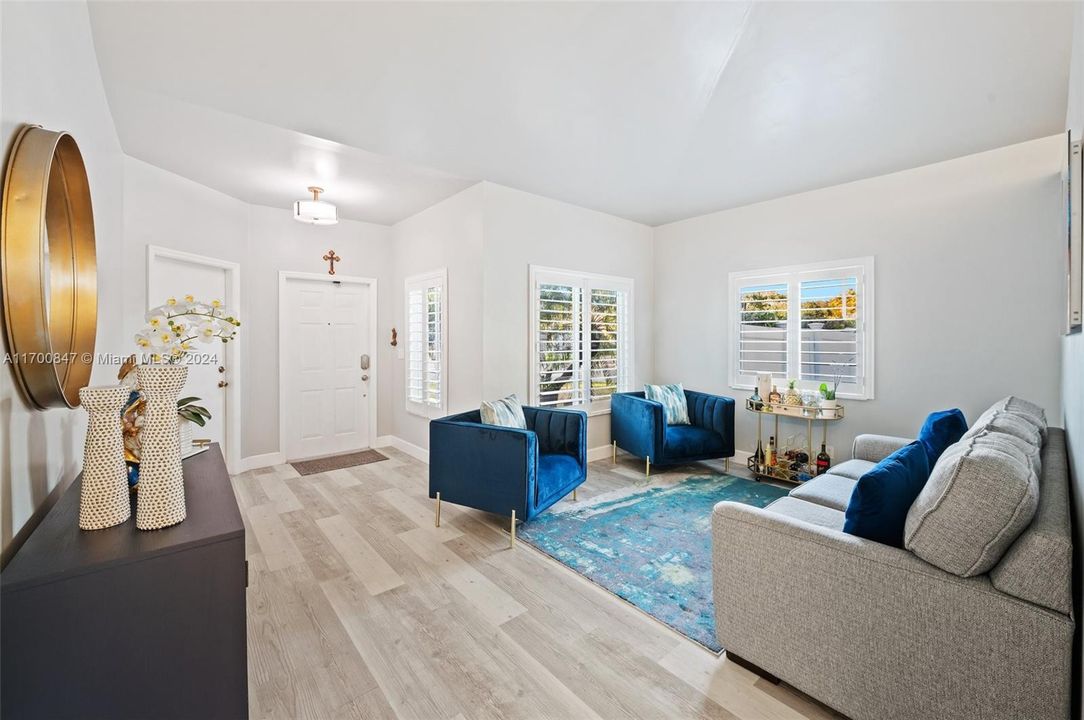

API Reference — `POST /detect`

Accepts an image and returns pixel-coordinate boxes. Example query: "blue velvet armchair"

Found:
[429,405,587,544]
[611,390,735,474]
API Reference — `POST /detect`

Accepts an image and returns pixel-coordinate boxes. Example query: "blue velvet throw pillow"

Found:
[917,408,967,467]
[844,441,931,548]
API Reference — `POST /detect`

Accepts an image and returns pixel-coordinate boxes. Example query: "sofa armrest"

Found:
[684,390,735,454]
[611,392,665,460]
[524,406,587,469]
[711,501,1073,720]
[429,419,537,518]
[851,433,912,463]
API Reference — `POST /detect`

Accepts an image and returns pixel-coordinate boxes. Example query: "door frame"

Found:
[146,245,242,474]
[278,271,379,461]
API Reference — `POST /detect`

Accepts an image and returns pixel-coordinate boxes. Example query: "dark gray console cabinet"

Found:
[1,444,247,719]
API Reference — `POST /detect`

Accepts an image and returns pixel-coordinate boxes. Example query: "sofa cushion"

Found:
[825,458,877,481]
[663,424,724,458]
[989,428,1072,614]
[765,496,845,531]
[644,383,690,425]
[536,453,581,505]
[963,409,1042,448]
[917,408,967,467]
[904,434,1038,577]
[990,395,1048,441]
[844,442,931,547]
[480,393,526,429]
[789,473,858,512]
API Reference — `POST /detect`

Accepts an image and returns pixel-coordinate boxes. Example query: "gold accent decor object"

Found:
[1,125,97,408]
[323,248,341,275]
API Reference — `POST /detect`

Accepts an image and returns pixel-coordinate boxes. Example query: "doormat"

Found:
[290,449,388,476]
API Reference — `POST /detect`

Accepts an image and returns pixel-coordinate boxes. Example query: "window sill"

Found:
[729,382,872,402]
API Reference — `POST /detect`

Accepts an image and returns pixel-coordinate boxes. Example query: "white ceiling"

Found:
[88,1,1074,227]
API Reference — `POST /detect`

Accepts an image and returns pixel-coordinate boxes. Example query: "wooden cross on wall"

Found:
[323,249,341,275]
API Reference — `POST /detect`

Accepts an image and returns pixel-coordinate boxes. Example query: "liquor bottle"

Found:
[766,436,776,468]
[753,439,765,472]
[768,385,781,404]
[816,443,831,475]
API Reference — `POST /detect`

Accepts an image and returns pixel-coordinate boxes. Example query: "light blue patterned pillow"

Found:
[644,383,690,425]
[481,393,527,429]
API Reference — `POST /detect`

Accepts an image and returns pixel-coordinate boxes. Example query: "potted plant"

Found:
[177,396,212,456]
[820,377,840,415]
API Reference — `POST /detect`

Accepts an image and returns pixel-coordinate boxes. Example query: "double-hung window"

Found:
[530,266,633,412]
[729,257,874,399]
[405,269,447,417]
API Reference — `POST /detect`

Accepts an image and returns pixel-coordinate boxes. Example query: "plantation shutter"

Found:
[531,268,634,409]
[799,276,860,386]
[405,270,447,416]
[588,287,629,400]
[730,258,873,399]
[535,281,585,407]
[737,281,789,381]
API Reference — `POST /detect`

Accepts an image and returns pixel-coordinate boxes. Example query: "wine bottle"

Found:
[816,443,831,475]
[753,439,765,472]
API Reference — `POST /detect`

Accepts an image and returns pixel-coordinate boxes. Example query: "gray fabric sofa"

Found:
[711,405,1074,720]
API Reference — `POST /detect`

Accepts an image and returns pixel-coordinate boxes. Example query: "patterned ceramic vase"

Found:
[78,385,134,530]
[135,364,189,530]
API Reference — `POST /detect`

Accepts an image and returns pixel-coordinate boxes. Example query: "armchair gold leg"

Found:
[435,492,441,527]
[510,510,516,549]
[573,488,577,501]
[612,440,617,463]
[725,458,730,473]
[646,457,651,477]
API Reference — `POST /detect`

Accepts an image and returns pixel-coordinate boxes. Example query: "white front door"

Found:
[147,253,230,454]
[283,278,371,461]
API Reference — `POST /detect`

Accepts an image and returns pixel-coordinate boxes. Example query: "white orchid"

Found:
[135,294,241,363]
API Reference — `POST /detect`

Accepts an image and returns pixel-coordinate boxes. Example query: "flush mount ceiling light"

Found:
[293,186,338,225]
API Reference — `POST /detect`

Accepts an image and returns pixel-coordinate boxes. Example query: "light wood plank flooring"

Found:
[232,449,841,719]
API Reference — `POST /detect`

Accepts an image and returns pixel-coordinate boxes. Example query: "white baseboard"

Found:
[375,435,429,464]
[587,444,614,462]
[238,451,286,472]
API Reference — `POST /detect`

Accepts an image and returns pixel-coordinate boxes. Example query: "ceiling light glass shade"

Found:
[293,186,338,225]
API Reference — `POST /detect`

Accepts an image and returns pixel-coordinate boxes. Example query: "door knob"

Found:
[218,366,226,373]
[218,380,229,388]
[361,374,369,382]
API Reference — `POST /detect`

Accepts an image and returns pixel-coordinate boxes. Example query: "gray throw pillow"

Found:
[480,394,527,429]
[904,435,1038,577]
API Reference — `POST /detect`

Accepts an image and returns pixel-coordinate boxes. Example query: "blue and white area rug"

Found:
[517,474,787,653]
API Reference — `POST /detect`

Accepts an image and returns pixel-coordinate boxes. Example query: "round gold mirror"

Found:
[1,125,97,409]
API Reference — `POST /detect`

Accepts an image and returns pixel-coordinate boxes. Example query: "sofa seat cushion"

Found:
[663,425,724,458]
[905,433,1038,577]
[789,473,858,512]
[824,458,876,481]
[844,442,931,547]
[536,453,580,505]
[765,496,845,531]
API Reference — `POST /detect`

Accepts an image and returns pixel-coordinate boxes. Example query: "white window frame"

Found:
[728,257,875,400]
[529,265,634,414]
[404,268,448,418]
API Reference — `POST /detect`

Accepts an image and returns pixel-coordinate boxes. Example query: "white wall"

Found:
[390,184,486,451]
[481,182,654,451]
[245,204,393,457]
[654,135,1066,462]
[0,1,126,560]
[123,158,394,461]
[1062,1,1083,712]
